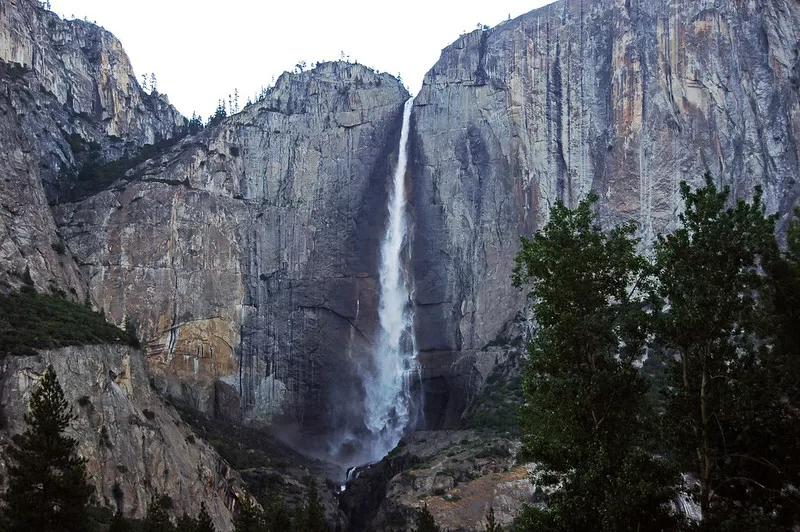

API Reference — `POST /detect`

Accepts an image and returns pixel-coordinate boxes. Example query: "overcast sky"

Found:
[47,1,555,118]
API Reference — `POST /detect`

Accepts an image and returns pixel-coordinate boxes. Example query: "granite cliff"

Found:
[0,345,244,530]
[54,61,410,465]
[0,0,183,301]
[409,0,800,421]
[1,0,800,501]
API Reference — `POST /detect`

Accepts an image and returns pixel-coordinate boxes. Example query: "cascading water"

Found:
[361,97,417,463]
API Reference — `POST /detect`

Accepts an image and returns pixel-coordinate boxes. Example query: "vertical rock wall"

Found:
[57,64,410,459]
[410,0,800,366]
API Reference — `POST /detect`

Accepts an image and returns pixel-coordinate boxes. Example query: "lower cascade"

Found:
[360,97,418,465]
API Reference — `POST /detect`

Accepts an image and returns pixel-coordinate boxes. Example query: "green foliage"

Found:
[142,493,174,532]
[207,101,227,128]
[175,514,200,531]
[174,503,215,532]
[656,175,800,527]
[414,504,442,532]
[207,437,271,470]
[1,366,94,531]
[124,316,141,349]
[0,60,30,82]
[58,134,187,203]
[233,497,265,532]
[196,502,216,532]
[109,509,133,532]
[188,112,204,135]
[0,290,133,356]
[303,479,328,532]
[462,354,523,434]
[513,193,682,531]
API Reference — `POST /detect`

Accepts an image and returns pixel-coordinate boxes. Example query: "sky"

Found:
[47,0,555,119]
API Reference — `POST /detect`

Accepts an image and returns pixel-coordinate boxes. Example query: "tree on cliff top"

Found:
[512,193,682,531]
[1,365,94,532]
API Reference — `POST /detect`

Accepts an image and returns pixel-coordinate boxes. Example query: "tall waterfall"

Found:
[362,97,417,462]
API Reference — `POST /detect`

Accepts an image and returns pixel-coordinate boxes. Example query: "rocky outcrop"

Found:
[5,0,800,471]
[55,62,410,461]
[341,431,535,531]
[0,345,245,530]
[409,0,800,402]
[0,0,183,298]
[0,0,182,147]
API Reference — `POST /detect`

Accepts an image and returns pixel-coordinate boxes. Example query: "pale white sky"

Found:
[48,1,555,118]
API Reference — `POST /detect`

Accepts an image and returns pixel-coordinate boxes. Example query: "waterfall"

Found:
[362,97,417,462]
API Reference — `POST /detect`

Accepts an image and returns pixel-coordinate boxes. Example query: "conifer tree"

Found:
[143,493,175,532]
[109,509,132,532]
[414,504,441,532]
[232,497,265,532]
[2,365,94,532]
[304,478,327,532]
[175,514,199,531]
[485,506,501,531]
[196,502,216,532]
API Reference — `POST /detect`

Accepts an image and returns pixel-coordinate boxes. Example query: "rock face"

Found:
[341,431,535,531]
[0,0,183,298]
[0,346,245,531]
[4,0,800,468]
[409,0,800,400]
[55,62,410,461]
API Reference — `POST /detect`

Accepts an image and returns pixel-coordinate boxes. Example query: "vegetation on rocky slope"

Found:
[0,290,136,356]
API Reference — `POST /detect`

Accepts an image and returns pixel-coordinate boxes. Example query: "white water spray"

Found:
[362,97,417,461]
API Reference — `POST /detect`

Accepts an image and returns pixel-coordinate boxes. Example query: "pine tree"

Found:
[232,497,265,532]
[196,502,216,532]
[109,509,132,532]
[414,504,441,532]
[485,506,501,531]
[143,493,175,532]
[175,514,199,531]
[2,365,94,532]
[304,478,327,532]
[266,494,292,530]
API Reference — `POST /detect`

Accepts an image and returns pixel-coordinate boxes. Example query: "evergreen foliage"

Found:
[0,290,133,356]
[304,479,327,532]
[485,506,502,531]
[512,193,682,531]
[1,365,94,531]
[512,176,800,530]
[414,504,442,532]
[233,498,265,532]
[196,502,216,532]
[143,493,175,532]
[109,509,132,532]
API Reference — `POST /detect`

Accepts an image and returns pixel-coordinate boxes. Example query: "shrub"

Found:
[0,290,134,356]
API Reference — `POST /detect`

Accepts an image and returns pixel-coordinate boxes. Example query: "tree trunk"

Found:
[700,345,712,519]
